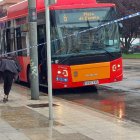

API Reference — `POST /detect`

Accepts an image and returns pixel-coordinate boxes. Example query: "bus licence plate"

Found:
[84,80,98,85]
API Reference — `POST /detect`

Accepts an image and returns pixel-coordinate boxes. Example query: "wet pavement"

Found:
[54,59,140,124]
[0,59,140,140]
[54,86,140,124]
[0,83,140,140]
[106,59,140,92]
[0,85,94,140]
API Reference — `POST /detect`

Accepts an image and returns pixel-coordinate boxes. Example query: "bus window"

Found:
[51,7,120,57]
[16,27,22,56]
[6,29,11,53]
[0,30,6,54]
[16,25,28,56]
[10,28,15,54]
[21,31,27,56]
[37,24,46,64]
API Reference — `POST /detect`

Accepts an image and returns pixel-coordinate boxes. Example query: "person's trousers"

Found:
[3,70,15,95]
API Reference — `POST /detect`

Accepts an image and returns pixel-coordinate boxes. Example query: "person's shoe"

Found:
[3,97,8,103]
[3,98,7,103]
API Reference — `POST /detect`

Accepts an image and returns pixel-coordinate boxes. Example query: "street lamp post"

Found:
[44,0,53,120]
[28,0,39,100]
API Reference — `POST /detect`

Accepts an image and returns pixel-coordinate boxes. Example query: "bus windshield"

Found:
[51,7,120,57]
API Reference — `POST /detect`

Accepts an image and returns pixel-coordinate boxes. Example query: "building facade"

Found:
[0,0,23,17]
[0,0,23,9]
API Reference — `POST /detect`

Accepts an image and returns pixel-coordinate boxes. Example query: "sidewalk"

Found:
[0,84,140,140]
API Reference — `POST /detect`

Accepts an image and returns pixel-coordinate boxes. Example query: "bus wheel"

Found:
[27,68,31,87]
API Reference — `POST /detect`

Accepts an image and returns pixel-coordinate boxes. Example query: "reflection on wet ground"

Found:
[54,86,140,124]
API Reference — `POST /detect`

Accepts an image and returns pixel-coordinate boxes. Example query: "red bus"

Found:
[0,0,123,89]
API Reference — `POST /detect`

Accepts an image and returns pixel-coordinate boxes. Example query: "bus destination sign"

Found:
[58,11,102,24]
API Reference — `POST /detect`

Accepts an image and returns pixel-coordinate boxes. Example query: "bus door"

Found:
[6,28,16,55]
[37,24,47,84]
[16,27,22,56]
[0,29,6,54]
[6,28,11,53]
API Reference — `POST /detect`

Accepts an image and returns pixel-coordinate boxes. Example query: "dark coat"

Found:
[0,58,21,74]
[0,71,3,83]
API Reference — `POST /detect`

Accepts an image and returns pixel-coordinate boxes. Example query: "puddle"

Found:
[27,103,59,108]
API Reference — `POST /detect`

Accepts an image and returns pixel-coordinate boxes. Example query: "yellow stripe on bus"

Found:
[70,62,110,82]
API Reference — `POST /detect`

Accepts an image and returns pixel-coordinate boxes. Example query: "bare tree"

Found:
[98,0,140,53]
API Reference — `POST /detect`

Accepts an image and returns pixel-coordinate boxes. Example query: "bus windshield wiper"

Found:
[93,47,115,58]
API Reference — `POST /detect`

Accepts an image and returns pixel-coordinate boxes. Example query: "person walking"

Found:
[0,56,21,103]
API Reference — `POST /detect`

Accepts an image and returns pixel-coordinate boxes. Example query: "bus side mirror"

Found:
[119,23,123,28]
[119,23,123,33]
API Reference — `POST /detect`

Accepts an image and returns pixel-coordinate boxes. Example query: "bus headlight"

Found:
[112,64,121,72]
[117,64,121,68]
[112,64,117,72]
[57,70,61,74]
[56,69,69,82]
[62,70,68,77]
[57,69,68,77]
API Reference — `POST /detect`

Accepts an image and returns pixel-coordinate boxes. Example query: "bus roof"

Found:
[37,0,115,10]
[7,0,28,19]
[7,0,115,19]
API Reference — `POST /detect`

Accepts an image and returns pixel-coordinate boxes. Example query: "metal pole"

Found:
[28,0,39,100]
[44,0,53,120]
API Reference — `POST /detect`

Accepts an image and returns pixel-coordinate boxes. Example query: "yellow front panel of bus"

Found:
[70,62,110,82]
